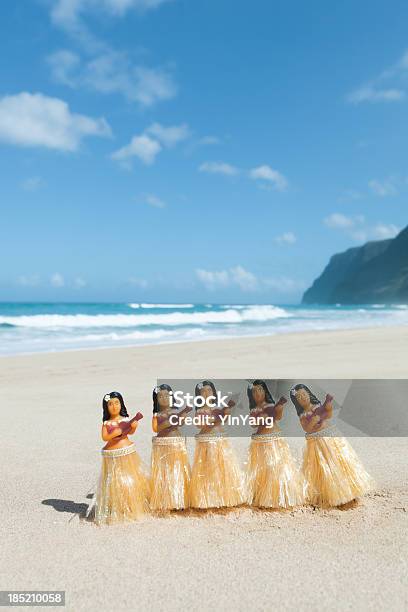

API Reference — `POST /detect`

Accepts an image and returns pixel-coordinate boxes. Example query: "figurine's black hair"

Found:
[152,383,173,414]
[289,384,320,417]
[194,380,217,410]
[247,379,274,411]
[102,391,129,422]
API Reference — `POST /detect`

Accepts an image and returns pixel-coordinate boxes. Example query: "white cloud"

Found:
[263,277,305,293]
[196,266,258,292]
[128,276,148,289]
[51,0,170,34]
[199,161,239,176]
[324,213,359,229]
[198,161,289,192]
[349,230,368,242]
[48,1,176,107]
[47,49,81,86]
[275,232,296,245]
[350,224,401,242]
[196,267,303,295]
[111,122,190,167]
[145,193,166,208]
[368,179,398,197]
[51,0,86,30]
[146,122,190,147]
[324,213,400,243]
[73,276,87,288]
[347,86,404,104]
[196,268,230,290]
[111,134,161,165]
[340,178,400,202]
[97,0,169,15]
[16,275,40,287]
[371,223,400,240]
[249,165,288,191]
[0,92,111,151]
[103,63,176,107]
[197,136,221,146]
[346,49,408,105]
[48,49,177,107]
[338,189,363,202]
[399,50,408,70]
[21,176,45,192]
[186,135,221,154]
[50,273,65,287]
[230,266,259,292]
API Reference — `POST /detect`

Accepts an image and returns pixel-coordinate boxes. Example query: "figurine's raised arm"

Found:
[302,394,333,432]
[170,405,193,428]
[118,412,143,435]
[212,398,235,421]
[160,406,193,436]
[263,396,287,421]
[319,394,333,420]
[157,405,192,425]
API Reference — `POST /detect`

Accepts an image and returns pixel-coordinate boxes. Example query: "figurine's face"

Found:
[157,388,170,410]
[107,397,121,418]
[295,389,310,410]
[252,384,266,404]
[200,385,213,404]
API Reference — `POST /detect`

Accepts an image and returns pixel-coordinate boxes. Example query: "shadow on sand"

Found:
[42,494,94,520]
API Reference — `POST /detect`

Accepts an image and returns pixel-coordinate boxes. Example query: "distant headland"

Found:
[302,226,408,304]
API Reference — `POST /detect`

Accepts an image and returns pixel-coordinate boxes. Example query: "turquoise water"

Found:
[0,302,407,355]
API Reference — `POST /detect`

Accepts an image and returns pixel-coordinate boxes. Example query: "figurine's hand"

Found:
[157,413,168,423]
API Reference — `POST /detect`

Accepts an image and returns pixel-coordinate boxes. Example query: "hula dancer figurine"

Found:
[290,383,374,507]
[190,380,246,509]
[150,384,192,512]
[246,380,304,509]
[94,391,150,524]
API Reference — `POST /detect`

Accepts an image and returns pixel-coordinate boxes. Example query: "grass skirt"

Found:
[247,433,305,509]
[190,434,246,509]
[150,436,191,511]
[303,427,374,507]
[95,444,150,524]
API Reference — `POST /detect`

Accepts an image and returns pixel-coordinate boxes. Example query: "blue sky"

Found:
[1,0,407,303]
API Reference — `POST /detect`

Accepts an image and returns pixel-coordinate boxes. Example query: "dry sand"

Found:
[1,327,408,611]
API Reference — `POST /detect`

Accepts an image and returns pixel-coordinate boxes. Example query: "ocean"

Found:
[0,302,407,355]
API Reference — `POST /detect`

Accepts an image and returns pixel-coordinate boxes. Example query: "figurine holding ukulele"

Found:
[94,391,150,524]
[246,380,304,509]
[190,380,246,510]
[290,384,374,507]
[150,384,192,512]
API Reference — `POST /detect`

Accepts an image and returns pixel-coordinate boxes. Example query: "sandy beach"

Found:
[1,326,408,611]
